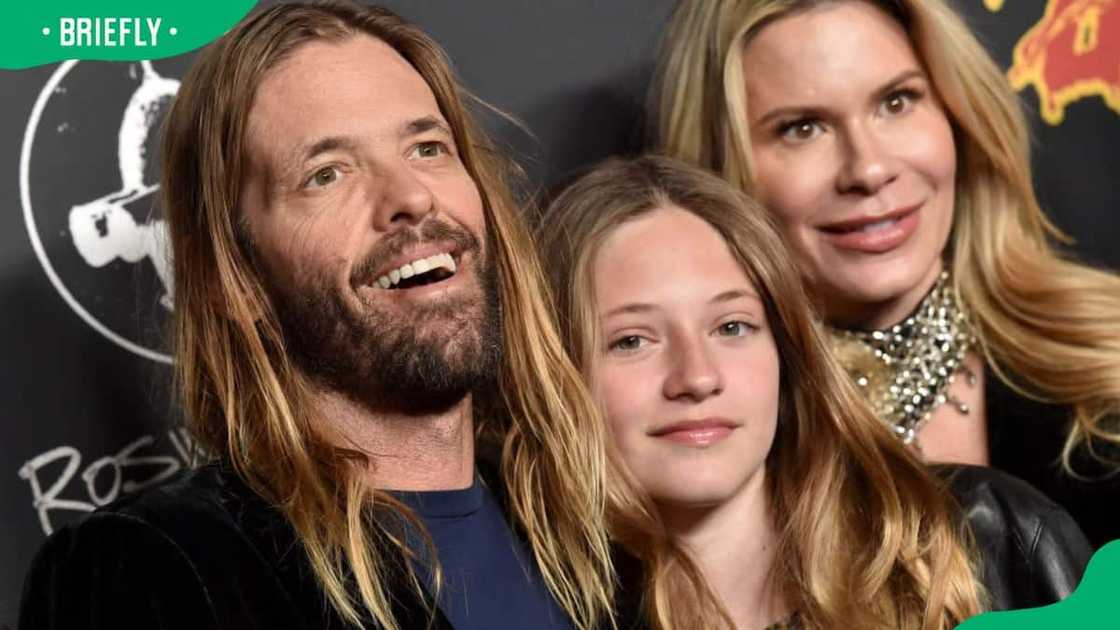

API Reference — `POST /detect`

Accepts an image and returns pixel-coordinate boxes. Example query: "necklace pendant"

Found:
[828,270,977,443]
[962,365,978,387]
[946,393,970,415]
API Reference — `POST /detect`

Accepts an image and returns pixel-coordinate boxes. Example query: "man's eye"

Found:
[307,166,339,188]
[413,141,447,159]
[778,119,821,142]
[608,335,646,353]
[715,321,755,337]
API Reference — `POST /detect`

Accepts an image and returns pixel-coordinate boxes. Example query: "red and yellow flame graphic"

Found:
[1002,0,1120,125]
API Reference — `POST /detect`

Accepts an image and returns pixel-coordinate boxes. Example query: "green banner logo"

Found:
[4,1,256,69]
[957,540,1120,628]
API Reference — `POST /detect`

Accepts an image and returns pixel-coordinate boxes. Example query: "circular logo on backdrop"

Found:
[20,60,189,364]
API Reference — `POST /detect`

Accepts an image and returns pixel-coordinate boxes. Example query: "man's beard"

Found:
[262,219,502,414]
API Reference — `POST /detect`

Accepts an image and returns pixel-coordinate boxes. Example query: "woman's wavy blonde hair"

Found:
[655,0,1120,472]
[538,154,985,629]
[162,3,615,629]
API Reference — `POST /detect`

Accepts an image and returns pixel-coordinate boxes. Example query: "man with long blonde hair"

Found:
[20,3,616,629]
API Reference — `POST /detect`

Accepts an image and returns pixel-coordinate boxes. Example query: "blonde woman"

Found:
[538,155,1090,629]
[656,0,1120,548]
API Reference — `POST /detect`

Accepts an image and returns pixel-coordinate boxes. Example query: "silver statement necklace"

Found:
[827,270,977,446]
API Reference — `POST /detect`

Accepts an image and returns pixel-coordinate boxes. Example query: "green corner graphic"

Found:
[4,1,256,69]
[957,540,1120,628]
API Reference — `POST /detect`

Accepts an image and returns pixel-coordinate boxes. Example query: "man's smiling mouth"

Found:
[373,251,458,289]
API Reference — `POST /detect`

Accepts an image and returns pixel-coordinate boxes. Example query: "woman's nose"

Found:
[835,124,899,196]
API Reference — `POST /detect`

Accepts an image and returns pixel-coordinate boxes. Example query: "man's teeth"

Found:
[375,252,457,289]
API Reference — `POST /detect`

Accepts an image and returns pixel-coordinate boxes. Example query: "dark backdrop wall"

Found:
[1,1,1116,626]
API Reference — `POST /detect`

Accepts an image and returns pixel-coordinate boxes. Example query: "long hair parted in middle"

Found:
[161,3,614,629]
[537,154,984,629]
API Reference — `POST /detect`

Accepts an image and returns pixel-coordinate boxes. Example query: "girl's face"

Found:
[589,206,780,509]
[742,1,957,328]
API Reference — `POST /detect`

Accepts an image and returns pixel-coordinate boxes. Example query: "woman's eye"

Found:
[778,119,821,142]
[307,166,339,188]
[715,321,755,337]
[412,141,447,159]
[608,335,646,353]
[882,89,921,116]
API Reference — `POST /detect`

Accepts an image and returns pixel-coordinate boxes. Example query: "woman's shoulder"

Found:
[985,367,1120,548]
[934,463,1064,515]
[931,464,1093,611]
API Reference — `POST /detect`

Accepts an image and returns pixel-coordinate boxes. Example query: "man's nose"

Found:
[371,166,435,230]
[662,335,724,402]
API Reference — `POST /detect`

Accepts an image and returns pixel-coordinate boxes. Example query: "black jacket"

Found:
[986,369,1120,549]
[936,464,1093,611]
[19,463,452,630]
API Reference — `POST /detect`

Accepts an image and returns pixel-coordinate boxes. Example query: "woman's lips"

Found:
[649,419,738,447]
[818,204,921,254]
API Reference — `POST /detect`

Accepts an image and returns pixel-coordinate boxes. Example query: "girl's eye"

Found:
[307,166,339,188]
[778,119,822,143]
[608,335,647,353]
[715,321,756,337]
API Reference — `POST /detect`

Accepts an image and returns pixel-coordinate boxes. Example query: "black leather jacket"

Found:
[986,367,1120,549]
[935,464,1093,611]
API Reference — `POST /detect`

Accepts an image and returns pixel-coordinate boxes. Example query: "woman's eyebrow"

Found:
[752,68,927,128]
[753,103,827,129]
[871,68,927,102]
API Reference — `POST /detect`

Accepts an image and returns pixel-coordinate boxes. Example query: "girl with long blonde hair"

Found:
[655,0,1120,548]
[538,154,1091,629]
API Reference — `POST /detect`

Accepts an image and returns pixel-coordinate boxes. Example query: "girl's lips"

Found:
[818,205,921,254]
[655,426,734,446]
[649,418,738,447]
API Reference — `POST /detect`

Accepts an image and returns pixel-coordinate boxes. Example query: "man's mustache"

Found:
[350,218,480,289]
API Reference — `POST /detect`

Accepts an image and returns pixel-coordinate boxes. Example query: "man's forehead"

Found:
[244,34,446,167]
[261,34,423,96]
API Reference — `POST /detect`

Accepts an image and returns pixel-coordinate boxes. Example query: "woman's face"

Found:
[742,1,957,328]
[589,206,780,509]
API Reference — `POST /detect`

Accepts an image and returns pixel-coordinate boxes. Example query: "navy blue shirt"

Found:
[394,476,573,630]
